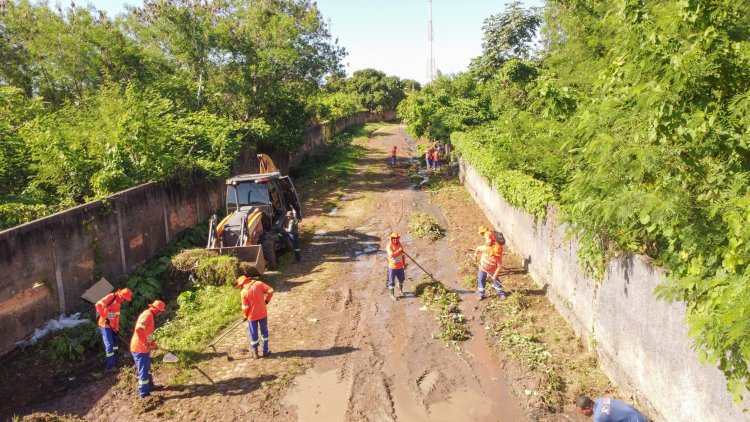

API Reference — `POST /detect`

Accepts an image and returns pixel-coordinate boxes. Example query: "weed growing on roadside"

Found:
[414,279,471,343]
[45,322,100,363]
[409,212,445,242]
[156,284,240,365]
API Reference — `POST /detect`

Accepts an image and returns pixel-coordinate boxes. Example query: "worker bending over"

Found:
[386,232,407,299]
[575,396,649,422]
[95,288,132,372]
[238,276,274,358]
[474,226,506,300]
[130,300,166,398]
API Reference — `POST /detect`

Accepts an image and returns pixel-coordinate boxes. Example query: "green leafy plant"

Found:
[46,322,100,363]
[408,212,446,242]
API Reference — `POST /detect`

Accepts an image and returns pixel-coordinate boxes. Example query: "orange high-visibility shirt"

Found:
[95,292,123,331]
[433,150,440,160]
[391,146,397,157]
[478,243,503,274]
[387,242,406,270]
[130,309,156,353]
[241,281,274,321]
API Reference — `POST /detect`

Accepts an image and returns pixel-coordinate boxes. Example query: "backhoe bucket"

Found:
[207,245,266,276]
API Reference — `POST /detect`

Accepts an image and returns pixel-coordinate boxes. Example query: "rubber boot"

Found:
[389,287,396,301]
[398,283,404,297]
[295,251,301,262]
[252,349,260,359]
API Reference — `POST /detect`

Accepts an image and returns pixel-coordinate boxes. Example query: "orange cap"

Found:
[477,226,489,235]
[149,300,166,313]
[117,288,133,302]
[236,275,251,288]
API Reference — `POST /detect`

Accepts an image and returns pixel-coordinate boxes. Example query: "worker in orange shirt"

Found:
[386,232,407,299]
[475,226,506,300]
[390,145,398,166]
[257,153,277,173]
[95,288,132,372]
[237,276,274,358]
[425,146,435,170]
[130,300,166,398]
[432,148,441,170]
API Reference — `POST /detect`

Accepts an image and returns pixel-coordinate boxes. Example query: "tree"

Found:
[472,1,541,79]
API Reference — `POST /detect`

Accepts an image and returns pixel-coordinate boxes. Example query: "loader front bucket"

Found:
[207,245,266,276]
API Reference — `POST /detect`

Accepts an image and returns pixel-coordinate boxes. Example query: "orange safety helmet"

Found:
[117,288,133,302]
[477,226,489,235]
[149,300,166,313]
[236,275,251,289]
[389,232,400,239]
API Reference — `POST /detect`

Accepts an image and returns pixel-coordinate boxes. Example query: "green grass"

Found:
[156,284,240,365]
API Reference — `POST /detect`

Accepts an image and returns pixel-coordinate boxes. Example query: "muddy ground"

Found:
[11,124,613,421]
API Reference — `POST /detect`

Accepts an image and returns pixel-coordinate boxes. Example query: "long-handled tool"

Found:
[402,250,439,283]
[209,318,246,351]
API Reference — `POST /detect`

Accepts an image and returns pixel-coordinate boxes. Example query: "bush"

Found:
[45,322,100,363]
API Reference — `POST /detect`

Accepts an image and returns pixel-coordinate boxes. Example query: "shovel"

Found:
[209,318,246,351]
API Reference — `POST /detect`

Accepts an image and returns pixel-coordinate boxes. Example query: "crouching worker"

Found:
[237,276,274,358]
[130,300,166,398]
[575,395,649,422]
[95,288,132,372]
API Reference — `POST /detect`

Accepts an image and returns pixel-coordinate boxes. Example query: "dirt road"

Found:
[20,124,535,421]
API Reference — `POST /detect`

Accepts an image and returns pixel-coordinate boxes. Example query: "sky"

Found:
[87,0,545,84]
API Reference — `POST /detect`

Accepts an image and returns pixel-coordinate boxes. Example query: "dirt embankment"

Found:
[13,124,613,422]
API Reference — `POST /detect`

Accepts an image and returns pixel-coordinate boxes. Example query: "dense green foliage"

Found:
[0,1,409,230]
[400,0,750,400]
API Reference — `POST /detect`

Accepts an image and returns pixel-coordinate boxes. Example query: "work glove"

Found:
[264,299,270,305]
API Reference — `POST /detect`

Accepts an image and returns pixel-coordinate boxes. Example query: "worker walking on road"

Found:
[575,396,649,421]
[130,300,166,398]
[95,288,132,372]
[390,145,398,166]
[474,226,506,300]
[238,276,274,358]
[386,232,407,299]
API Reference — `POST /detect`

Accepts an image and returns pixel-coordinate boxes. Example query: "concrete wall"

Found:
[0,111,394,356]
[458,159,750,422]
[0,176,224,356]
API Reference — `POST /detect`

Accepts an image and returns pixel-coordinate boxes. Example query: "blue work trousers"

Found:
[132,352,154,398]
[99,326,118,369]
[477,268,505,298]
[387,268,405,289]
[248,318,269,353]
[426,157,433,169]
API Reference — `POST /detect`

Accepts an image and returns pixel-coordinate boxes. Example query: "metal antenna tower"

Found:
[427,0,435,81]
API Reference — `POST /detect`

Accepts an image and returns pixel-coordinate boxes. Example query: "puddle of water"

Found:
[282,368,348,422]
[313,230,327,237]
[328,207,339,215]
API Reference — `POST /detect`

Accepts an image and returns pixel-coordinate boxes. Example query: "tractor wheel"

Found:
[262,238,277,270]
